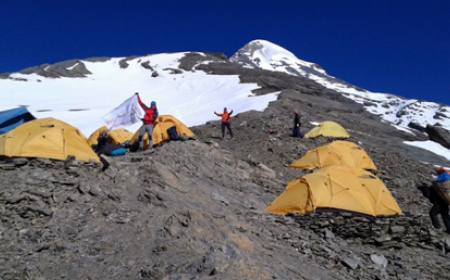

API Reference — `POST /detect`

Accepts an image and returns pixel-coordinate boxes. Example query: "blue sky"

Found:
[0,0,448,104]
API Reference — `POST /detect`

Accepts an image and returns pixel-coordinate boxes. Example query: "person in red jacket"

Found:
[214,107,234,139]
[136,92,158,149]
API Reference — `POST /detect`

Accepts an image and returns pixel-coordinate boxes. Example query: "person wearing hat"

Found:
[429,167,450,233]
[136,92,158,150]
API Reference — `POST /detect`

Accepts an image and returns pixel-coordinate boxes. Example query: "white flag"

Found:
[103,95,144,129]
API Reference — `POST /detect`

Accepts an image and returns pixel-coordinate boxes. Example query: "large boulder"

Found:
[426,125,450,149]
[408,122,426,132]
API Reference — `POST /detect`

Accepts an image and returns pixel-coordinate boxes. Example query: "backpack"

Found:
[129,140,140,152]
[167,126,180,141]
[432,181,450,204]
[110,148,128,157]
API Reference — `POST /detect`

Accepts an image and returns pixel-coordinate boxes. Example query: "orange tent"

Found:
[266,166,401,217]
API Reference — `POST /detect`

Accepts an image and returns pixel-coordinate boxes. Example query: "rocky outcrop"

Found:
[426,125,450,149]
[1,136,449,280]
[408,121,426,132]
[118,56,138,69]
[178,52,227,71]
[1,91,449,280]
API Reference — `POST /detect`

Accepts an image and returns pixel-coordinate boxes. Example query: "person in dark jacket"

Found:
[94,132,128,157]
[214,107,233,139]
[429,167,450,233]
[136,92,158,149]
[292,112,302,138]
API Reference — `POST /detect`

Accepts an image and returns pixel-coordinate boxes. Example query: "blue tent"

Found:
[0,107,36,134]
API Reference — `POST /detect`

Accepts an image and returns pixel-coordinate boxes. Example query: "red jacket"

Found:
[137,95,158,125]
[215,110,233,123]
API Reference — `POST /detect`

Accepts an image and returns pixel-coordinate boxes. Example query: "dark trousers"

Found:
[292,127,301,138]
[430,188,450,233]
[221,122,233,138]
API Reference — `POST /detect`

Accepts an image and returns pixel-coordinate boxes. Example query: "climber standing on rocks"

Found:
[292,112,302,138]
[136,92,158,150]
[429,167,450,234]
[214,107,234,139]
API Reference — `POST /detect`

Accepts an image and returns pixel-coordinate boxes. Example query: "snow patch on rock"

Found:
[404,140,450,161]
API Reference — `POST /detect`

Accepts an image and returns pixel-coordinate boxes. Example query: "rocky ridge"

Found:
[230,40,450,132]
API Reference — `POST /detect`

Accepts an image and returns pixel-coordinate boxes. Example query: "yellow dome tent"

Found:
[0,118,100,163]
[305,121,350,139]
[131,115,195,149]
[88,126,133,146]
[290,140,377,171]
[266,166,401,217]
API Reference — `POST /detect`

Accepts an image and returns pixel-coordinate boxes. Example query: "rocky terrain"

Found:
[2,82,450,279]
[1,142,449,279]
[1,40,450,279]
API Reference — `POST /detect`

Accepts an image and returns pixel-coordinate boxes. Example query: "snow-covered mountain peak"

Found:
[231,39,301,66]
[232,40,450,133]
[230,39,326,76]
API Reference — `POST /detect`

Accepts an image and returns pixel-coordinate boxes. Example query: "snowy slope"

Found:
[231,40,450,132]
[404,140,450,161]
[0,52,277,135]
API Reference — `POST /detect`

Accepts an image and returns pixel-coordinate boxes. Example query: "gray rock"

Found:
[118,56,138,69]
[140,61,154,71]
[324,229,335,240]
[0,162,16,170]
[78,183,90,194]
[18,59,93,78]
[370,254,388,269]
[212,192,229,205]
[444,237,450,252]
[340,254,361,270]
[408,122,426,132]
[254,163,276,179]
[426,125,450,149]
[12,158,28,167]
[390,225,406,234]
[178,52,226,71]
[88,184,102,196]
[391,179,410,189]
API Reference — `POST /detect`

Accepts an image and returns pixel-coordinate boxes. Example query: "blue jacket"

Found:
[436,172,450,183]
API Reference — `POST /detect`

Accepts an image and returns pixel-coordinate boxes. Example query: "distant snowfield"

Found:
[0,53,278,136]
[404,140,450,161]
